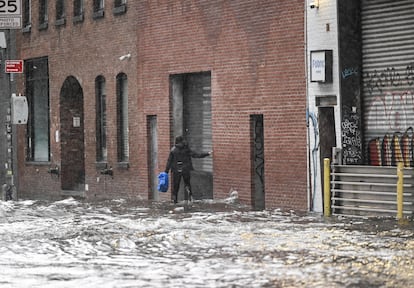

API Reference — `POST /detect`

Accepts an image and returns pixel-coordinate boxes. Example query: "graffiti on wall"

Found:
[364,64,414,130]
[253,118,264,185]
[342,111,362,164]
[341,66,363,164]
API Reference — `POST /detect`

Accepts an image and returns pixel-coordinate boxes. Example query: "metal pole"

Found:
[324,158,331,217]
[396,162,404,220]
[1,29,17,201]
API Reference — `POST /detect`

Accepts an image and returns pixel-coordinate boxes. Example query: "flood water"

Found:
[0,197,413,288]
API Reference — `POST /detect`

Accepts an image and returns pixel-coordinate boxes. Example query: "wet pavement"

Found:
[0,197,413,288]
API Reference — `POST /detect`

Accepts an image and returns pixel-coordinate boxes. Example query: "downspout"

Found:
[307,110,319,211]
[305,0,310,211]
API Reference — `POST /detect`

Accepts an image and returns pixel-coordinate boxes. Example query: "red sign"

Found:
[5,60,23,73]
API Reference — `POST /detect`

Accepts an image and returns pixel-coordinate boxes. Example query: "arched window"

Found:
[95,76,107,162]
[116,73,129,162]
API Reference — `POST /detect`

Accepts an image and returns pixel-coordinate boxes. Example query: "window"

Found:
[25,58,50,162]
[38,0,48,30]
[23,0,31,32]
[114,0,125,6]
[93,0,104,19]
[55,0,65,26]
[73,0,84,23]
[113,0,126,15]
[116,73,129,162]
[96,76,107,162]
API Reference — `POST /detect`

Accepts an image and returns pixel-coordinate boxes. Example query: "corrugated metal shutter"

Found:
[362,0,414,148]
[184,73,213,172]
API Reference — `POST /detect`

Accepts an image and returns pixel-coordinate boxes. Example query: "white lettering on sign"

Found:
[5,60,23,73]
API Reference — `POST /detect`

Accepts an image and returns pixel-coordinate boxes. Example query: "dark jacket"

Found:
[165,142,210,173]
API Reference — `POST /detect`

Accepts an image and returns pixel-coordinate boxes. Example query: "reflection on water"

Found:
[0,198,413,288]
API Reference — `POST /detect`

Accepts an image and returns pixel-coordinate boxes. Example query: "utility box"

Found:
[11,93,28,124]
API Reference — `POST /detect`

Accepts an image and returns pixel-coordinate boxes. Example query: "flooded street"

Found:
[0,198,413,288]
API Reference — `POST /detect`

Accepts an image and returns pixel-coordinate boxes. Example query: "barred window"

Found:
[25,58,50,162]
[95,76,107,162]
[116,73,129,162]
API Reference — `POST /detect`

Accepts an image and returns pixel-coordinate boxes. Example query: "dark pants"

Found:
[172,170,192,202]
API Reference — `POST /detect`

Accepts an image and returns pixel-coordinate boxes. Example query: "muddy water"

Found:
[0,198,413,287]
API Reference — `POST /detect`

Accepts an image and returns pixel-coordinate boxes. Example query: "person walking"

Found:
[165,136,212,203]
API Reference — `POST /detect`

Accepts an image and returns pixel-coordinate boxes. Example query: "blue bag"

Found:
[157,172,169,192]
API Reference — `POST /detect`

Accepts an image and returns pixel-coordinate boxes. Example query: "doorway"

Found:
[318,107,336,210]
[147,115,158,201]
[170,72,213,201]
[60,76,85,191]
[250,114,265,210]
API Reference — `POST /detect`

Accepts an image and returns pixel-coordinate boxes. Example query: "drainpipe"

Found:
[304,0,311,211]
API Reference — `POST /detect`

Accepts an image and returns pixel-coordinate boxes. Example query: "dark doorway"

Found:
[318,107,336,210]
[170,72,213,201]
[60,76,85,191]
[147,115,158,201]
[250,114,265,210]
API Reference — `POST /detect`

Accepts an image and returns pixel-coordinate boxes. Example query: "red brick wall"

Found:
[16,0,308,210]
[136,0,307,210]
[16,0,141,200]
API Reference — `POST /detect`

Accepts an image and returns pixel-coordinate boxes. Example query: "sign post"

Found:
[0,0,22,29]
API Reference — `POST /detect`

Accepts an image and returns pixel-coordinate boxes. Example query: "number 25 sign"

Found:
[0,0,21,14]
[0,0,22,29]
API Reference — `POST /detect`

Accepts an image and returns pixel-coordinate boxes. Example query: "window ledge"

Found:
[117,162,129,169]
[55,18,66,27]
[38,22,48,31]
[113,4,127,16]
[93,9,105,20]
[22,25,31,33]
[95,162,108,170]
[73,14,84,24]
[25,161,51,166]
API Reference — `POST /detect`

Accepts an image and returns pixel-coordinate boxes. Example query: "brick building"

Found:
[15,0,307,211]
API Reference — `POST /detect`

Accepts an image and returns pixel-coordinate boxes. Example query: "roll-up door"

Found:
[183,72,213,172]
[362,0,414,151]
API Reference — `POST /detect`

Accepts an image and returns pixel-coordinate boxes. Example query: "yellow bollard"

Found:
[324,158,331,217]
[397,162,404,220]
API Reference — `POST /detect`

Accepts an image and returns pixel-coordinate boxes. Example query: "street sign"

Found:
[5,60,23,73]
[0,0,22,29]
